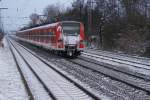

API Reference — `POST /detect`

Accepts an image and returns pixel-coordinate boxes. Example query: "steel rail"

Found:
[8,38,57,100]
[11,38,101,100]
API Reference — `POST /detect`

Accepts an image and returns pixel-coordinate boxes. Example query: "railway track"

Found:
[82,49,150,81]
[84,50,150,69]
[86,49,150,61]
[82,52,150,80]
[8,39,34,100]
[12,38,150,99]
[8,38,56,100]
[68,57,150,94]
[78,55,150,80]
[74,51,150,94]
[8,38,100,100]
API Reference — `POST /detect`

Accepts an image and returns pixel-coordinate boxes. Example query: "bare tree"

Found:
[43,5,60,23]
[23,0,150,56]
[29,13,41,27]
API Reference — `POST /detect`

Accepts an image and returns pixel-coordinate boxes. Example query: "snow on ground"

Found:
[0,37,28,100]
[13,40,111,100]
[13,40,93,100]
[10,39,52,100]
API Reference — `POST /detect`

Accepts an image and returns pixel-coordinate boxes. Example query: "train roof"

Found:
[18,22,59,33]
[18,21,80,33]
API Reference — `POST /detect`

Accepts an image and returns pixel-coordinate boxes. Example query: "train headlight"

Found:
[58,39,63,43]
[79,40,84,48]
[58,39,64,48]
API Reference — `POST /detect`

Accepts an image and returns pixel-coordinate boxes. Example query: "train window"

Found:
[39,31,41,35]
[48,32,54,35]
[48,32,51,35]
[62,22,80,36]
[46,30,49,35]
[41,30,44,35]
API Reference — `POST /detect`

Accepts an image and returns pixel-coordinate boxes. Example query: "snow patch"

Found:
[0,38,28,100]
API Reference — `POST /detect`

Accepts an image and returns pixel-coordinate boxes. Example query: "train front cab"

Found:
[56,21,85,56]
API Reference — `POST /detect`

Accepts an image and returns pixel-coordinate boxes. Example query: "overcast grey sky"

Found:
[0,0,73,33]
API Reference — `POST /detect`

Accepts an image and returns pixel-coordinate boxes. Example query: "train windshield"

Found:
[62,22,80,36]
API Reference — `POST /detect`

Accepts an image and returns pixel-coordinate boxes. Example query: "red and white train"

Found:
[16,21,85,56]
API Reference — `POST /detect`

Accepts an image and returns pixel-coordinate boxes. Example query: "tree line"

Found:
[22,0,150,56]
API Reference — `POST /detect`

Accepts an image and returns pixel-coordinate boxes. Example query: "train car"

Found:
[16,21,85,56]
